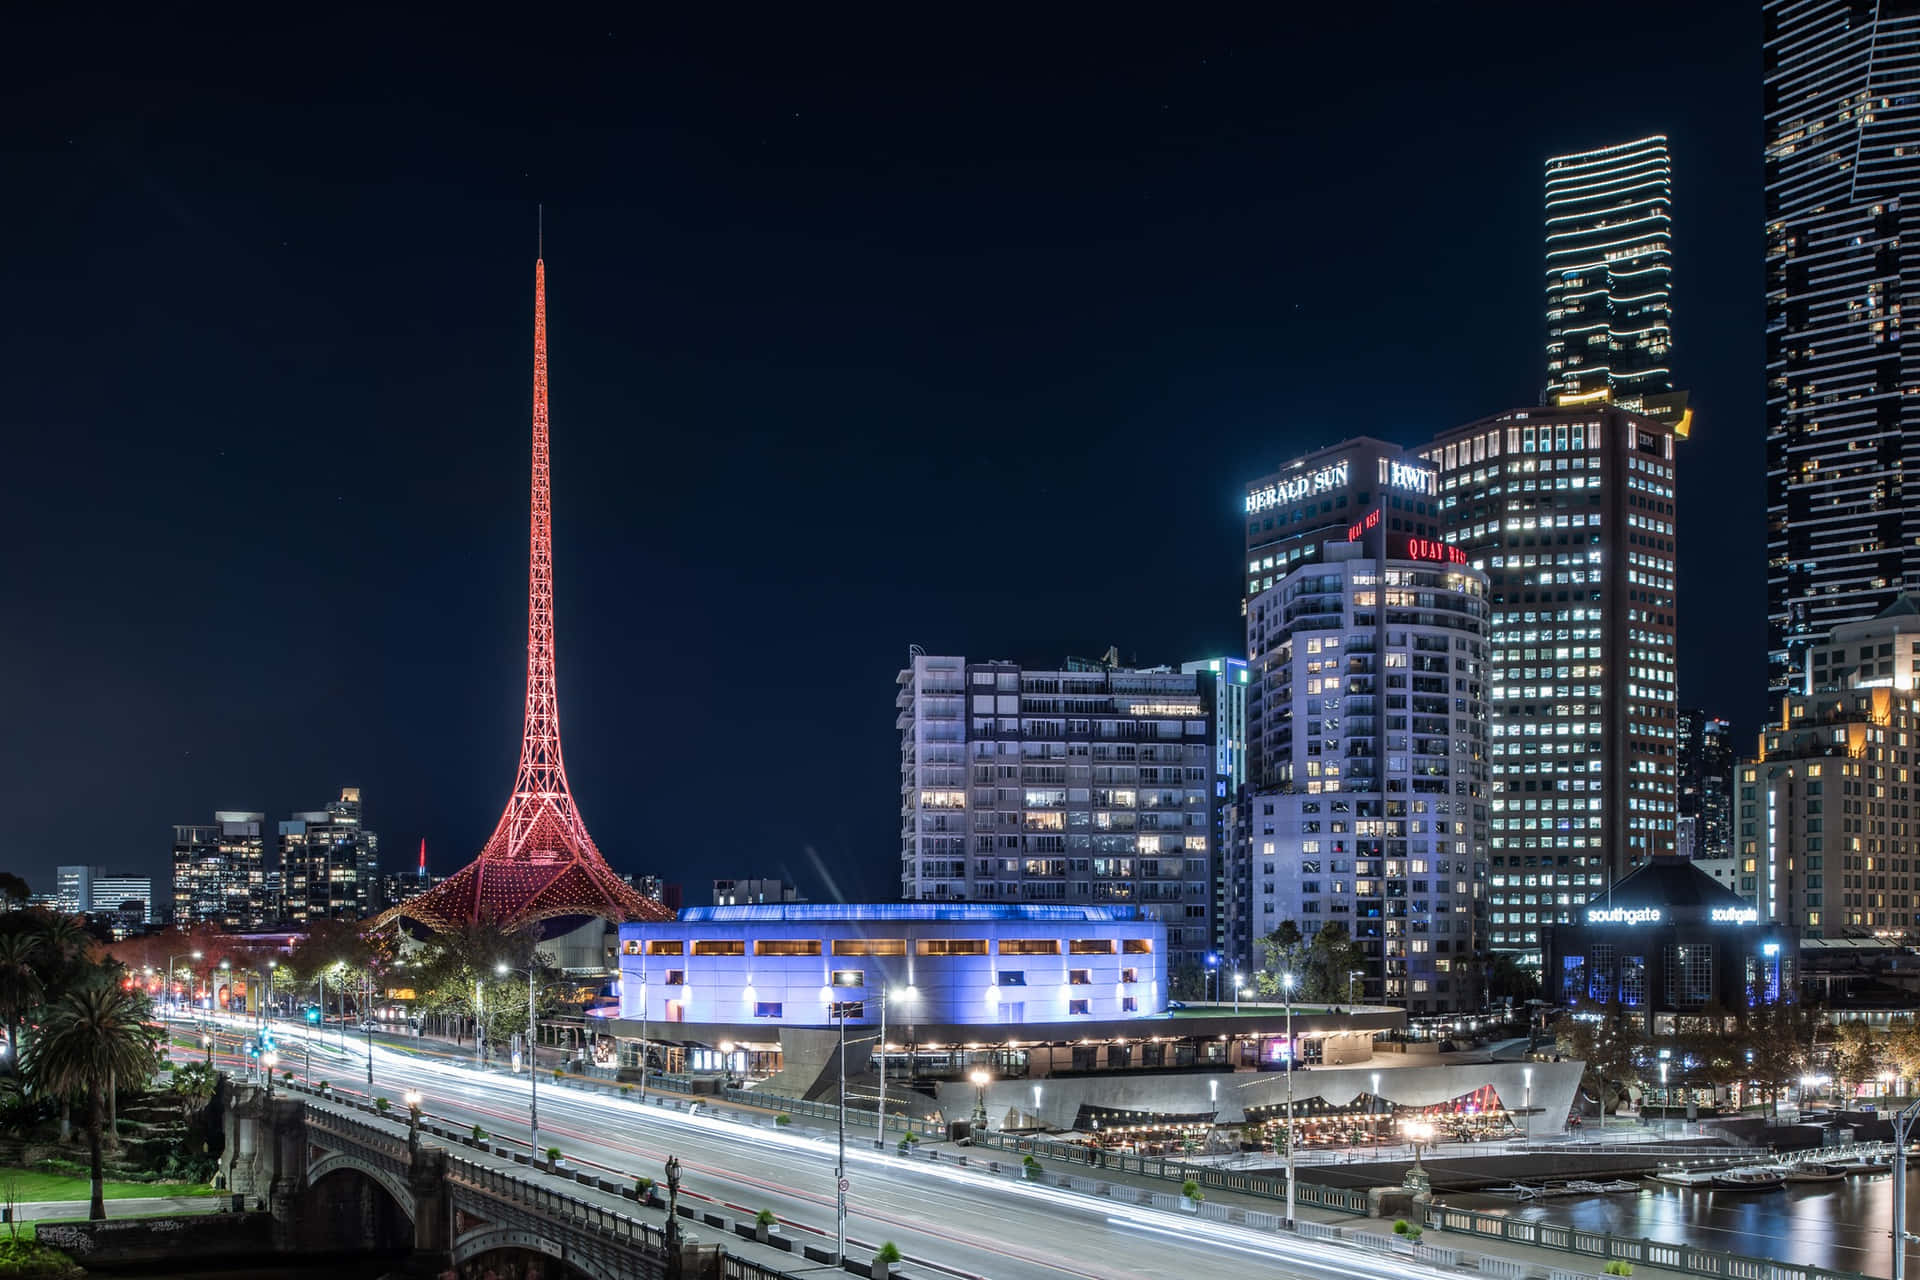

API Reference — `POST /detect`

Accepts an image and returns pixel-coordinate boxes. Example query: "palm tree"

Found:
[28,982,159,1220]
[0,932,43,1073]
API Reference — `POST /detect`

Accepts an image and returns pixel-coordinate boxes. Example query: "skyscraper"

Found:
[1420,403,1682,965]
[1182,656,1249,964]
[1765,1,1920,696]
[1543,136,1686,430]
[53,865,98,916]
[279,786,379,923]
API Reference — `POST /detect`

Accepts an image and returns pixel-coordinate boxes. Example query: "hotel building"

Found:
[897,653,1217,979]
[1419,403,1682,966]
[279,787,378,924]
[1243,511,1491,1013]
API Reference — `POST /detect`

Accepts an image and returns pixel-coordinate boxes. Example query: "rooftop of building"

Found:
[1582,855,1752,914]
[665,903,1148,925]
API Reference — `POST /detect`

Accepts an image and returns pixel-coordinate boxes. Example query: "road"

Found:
[173,1014,1449,1280]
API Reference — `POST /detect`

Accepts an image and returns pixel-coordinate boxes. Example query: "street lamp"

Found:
[1035,1082,1045,1125]
[217,959,231,1013]
[1891,1096,1920,1280]
[1233,972,1245,1016]
[816,985,852,1264]
[404,1089,423,1154]
[498,961,542,1165]
[970,1068,990,1132]
[1402,1118,1434,1193]
[264,1051,279,1099]
[1205,953,1219,1003]
[166,950,202,1023]
[1523,1067,1533,1148]
[637,967,649,1102]
[1282,971,1297,1227]
[877,985,916,1148]
[1349,968,1363,1005]
[1659,1055,1671,1140]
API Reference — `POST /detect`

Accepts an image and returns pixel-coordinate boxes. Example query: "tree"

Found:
[27,981,160,1220]
[407,918,543,1048]
[170,1060,218,1138]
[0,875,29,909]
[1557,1001,1644,1116]
[1254,922,1305,997]
[1484,952,1541,1006]
[1832,1022,1888,1103]
[1300,922,1366,1003]
[0,932,43,1074]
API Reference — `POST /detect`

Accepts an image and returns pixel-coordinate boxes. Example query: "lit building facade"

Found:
[279,787,378,924]
[53,865,98,917]
[1243,526,1490,1014]
[1543,136,1681,426]
[90,874,153,927]
[617,904,1166,1028]
[1419,404,1682,966]
[1678,709,1734,862]
[1738,685,1920,939]
[171,811,270,928]
[1808,594,1920,693]
[1182,656,1249,965]
[1765,1,1920,697]
[897,653,1217,980]
[713,877,804,906]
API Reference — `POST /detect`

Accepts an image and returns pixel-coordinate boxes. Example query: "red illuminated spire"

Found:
[418,838,427,877]
[375,239,669,936]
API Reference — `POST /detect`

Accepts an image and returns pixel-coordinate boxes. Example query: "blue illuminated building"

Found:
[617,903,1166,1030]
[1543,857,1795,1032]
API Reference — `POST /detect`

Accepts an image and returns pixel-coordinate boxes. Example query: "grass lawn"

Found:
[0,1169,217,1203]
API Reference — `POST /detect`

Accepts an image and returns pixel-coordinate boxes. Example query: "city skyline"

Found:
[5,7,1763,902]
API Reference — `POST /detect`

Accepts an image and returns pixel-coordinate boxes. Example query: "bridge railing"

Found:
[965,1128,1373,1215]
[1421,1202,1874,1280]
[448,1153,670,1253]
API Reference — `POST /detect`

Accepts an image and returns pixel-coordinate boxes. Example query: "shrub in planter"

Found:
[471,1124,487,1145]
[375,1097,391,1113]
[1604,1264,1634,1277]
[1394,1219,1425,1244]
[1181,1178,1204,1203]
[873,1241,902,1276]
[545,1146,563,1166]
[774,1113,791,1127]
[1023,1154,1042,1180]
[318,1081,330,1094]
[753,1207,778,1241]
[903,1131,920,1144]
[635,1176,655,1202]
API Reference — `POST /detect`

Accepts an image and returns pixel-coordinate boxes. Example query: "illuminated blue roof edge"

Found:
[663,903,1147,925]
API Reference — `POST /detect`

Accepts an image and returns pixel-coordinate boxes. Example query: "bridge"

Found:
[222,1082,783,1280]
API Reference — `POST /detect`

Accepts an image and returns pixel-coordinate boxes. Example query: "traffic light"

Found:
[305,1006,322,1025]
[243,1039,257,1058]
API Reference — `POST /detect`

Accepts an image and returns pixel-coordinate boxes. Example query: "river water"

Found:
[1450,1176,1908,1278]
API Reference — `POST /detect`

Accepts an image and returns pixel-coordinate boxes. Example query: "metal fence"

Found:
[1423,1203,1873,1280]
[721,1086,918,1135]
[968,1129,1372,1215]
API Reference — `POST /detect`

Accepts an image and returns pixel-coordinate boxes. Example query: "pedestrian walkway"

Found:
[12,1194,226,1223]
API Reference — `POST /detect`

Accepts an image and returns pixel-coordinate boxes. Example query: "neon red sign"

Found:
[1347,508,1382,542]
[1404,536,1467,565]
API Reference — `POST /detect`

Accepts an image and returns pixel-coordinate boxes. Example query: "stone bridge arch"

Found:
[452,1226,620,1280]
[306,1151,416,1222]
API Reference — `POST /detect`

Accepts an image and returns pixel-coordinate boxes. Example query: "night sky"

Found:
[4,6,1763,904]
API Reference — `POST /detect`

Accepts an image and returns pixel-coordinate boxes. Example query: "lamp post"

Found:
[638,967,649,1102]
[203,1032,213,1066]
[405,1089,423,1154]
[264,1050,279,1099]
[1659,1058,1670,1140]
[264,960,277,1026]
[1349,968,1363,1005]
[1233,971,1244,1016]
[1035,1082,1045,1127]
[877,985,916,1148]
[167,950,202,1023]
[1206,953,1219,1003]
[970,1067,990,1132]
[1402,1118,1433,1193]
[819,985,848,1265]
[1523,1067,1534,1148]
[1283,971,1297,1227]
[1891,1095,1920,1280]
[217,959,231,1014]
[498,961,541,1165]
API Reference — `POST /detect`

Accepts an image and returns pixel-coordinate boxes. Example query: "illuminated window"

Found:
[916,939,988,956]
[644,940,684,956]
[754,940,822,957]
[1069,939,1116,955]
[1068,999,1091,1015]
[831,939,906,956]
[691,940,744,956]
[753,1002,783,1018]
[998,939,1061,955]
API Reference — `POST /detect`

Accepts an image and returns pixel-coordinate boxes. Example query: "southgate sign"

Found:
[1586,906,1661,925]
[1710,906,1759,924]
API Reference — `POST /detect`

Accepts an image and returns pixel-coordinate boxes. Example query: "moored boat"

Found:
[1711,1168,1786,1191]
[1784,1162,1847,1184]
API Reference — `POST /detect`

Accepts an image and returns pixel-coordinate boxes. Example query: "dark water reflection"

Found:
[1449,1177,1904,1278]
